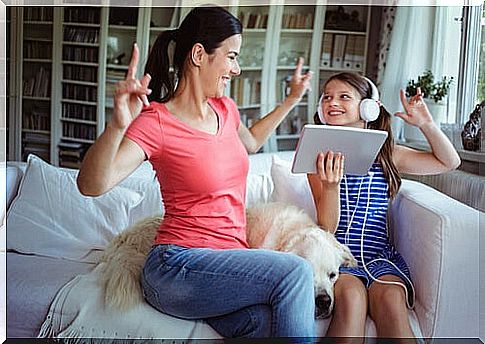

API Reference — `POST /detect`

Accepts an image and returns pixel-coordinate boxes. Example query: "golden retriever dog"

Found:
[99,203,356,319]
[246,202,357,318]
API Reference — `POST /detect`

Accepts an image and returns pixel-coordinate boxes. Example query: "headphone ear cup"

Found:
[359,99,380,122]
[317,93,326,124]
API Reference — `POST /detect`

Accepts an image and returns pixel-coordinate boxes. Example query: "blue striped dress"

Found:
[336,162,415,308]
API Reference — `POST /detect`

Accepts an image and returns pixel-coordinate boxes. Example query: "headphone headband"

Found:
[363,77,379,101]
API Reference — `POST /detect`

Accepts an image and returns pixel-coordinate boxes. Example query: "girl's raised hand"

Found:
[112,43,152,131]
[287,57,313,102]
[394,87,434,129]
[316,151,344,187]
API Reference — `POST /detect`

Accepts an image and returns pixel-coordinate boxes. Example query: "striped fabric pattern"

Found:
[336,162,390,263]
[335,162,415,308]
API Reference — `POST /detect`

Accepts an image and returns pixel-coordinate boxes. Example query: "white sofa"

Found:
[4,152,481,340]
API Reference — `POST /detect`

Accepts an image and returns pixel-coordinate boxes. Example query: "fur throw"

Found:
[97,215,163,310]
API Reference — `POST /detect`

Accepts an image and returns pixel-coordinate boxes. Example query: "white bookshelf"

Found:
[8,4,374,166]
[266,3,371,152]
[15,7,55,162]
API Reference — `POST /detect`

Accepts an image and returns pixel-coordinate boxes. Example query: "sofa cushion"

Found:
[6,155,145,263]
[270,155,316,221]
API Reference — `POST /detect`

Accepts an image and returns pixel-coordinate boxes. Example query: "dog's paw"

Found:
[343,254,358,267]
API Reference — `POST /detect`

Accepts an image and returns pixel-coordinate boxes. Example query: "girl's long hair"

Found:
[144,6,242,103]
[317,72,401,199]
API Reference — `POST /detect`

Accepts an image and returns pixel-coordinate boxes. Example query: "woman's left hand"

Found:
[286,57,313,102]
[394,87,434,129]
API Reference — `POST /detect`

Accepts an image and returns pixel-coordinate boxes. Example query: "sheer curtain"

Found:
[378,6,462,141]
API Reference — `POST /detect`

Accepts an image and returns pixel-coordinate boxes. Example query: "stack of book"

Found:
[320,33,365,70]
[58,141,85,169]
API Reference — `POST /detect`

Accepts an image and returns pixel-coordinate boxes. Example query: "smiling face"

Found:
[320,79,364,128]
[202,34,242,98]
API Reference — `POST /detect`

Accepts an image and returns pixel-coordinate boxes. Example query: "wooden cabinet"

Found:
[8,4,373,165]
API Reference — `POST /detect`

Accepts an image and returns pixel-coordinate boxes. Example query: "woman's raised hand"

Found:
[287,57,313,102]
[316,151,344,186]
[112,43,152,131]
[394,87,434,129]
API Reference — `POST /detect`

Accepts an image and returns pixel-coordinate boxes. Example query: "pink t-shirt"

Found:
[125,96,249,250]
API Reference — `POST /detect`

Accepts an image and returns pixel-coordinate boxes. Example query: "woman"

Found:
[77,5,315,340]
[309,72,460,342]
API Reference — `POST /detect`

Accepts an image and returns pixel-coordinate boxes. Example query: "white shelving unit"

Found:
[103,7,145,125]
[8,4,374,166]
[10,8,55,162]
[55,7,104,168]
[267,3,371,151]
[231,5,274,152]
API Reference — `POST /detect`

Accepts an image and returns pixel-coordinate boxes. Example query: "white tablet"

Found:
[291,124,388,175]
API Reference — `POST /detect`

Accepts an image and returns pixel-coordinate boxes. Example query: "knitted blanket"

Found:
[37,215,221,341]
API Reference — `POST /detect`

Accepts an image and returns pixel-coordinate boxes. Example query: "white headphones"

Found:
[317,76,381,124]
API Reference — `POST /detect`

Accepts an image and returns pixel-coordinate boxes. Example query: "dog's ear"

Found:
[328,234,357,267]
[339,244,358,267]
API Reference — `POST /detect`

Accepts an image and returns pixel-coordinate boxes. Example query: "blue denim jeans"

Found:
[141,244,316,340]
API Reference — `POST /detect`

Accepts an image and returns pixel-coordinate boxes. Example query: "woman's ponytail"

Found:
[144,29,178,103]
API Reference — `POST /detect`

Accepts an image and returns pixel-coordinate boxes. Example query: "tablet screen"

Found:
[291,124,388,175]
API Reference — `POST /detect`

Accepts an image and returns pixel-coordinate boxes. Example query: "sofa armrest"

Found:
[389,179,480,338]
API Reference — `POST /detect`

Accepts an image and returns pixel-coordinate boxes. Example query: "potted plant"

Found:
[405,70,454,103]
[403,70,454,142]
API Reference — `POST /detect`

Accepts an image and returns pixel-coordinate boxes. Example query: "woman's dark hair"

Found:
[317,72,402,199]
[145,5,242,103]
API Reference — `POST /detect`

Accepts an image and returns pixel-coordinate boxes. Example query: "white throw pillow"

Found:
[6,155,144,262]
[246,174,273,207]
[270,155,317,221]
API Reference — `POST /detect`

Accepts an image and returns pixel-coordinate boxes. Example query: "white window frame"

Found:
[456,3,483,124]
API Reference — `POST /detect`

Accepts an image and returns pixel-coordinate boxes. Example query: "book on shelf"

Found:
[23,146,50,157]
[282,13,313,29]
[23,132,50,144]
[342,35,365,70]
[24,7,53,22]
[280,75,292,103]
[64,27,99,44]
[64,65,97,83]
[62,122,96,141]
[24,41,52,59]
[353,36,366,70]
[58,140,86,168]
[64,8,100,24]
[62,103,96,122]
[23,67,51,98]
[331,34,347,68]
[23,147,50,162]
[59,159,83,169]
[239,12,250,28]
[239,12,268,29]
[320,33,333,68]
[25,110,49,131]
[59,149,83,159]
[58,141,83,150]
[232,77,261,107]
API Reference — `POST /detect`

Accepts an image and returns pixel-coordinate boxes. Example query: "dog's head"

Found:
[283,228,357,319]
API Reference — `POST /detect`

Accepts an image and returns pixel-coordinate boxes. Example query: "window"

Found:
[457,3,483,124]
[477,3,485,103]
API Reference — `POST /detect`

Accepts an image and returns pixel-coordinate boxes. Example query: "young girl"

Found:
[308,72,460,342]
